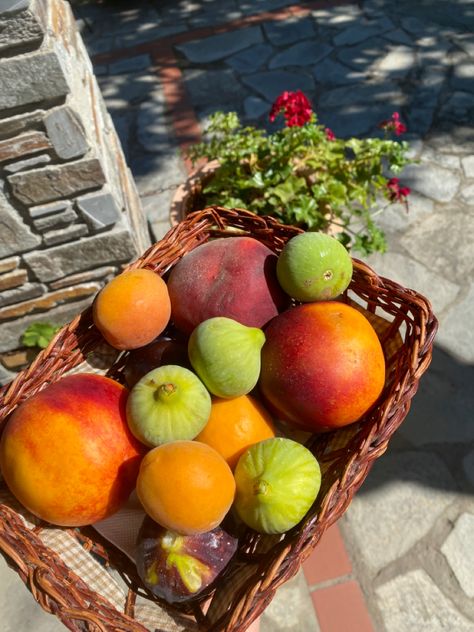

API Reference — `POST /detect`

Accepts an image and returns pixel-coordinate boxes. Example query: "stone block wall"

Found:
[0,0,150,376]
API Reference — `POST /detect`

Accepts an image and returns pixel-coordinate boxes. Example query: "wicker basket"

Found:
[0,207,438,632]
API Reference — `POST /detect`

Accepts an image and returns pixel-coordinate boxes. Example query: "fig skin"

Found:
[136,516,238,604]
[188,317,265,398]
[123,337,190,388]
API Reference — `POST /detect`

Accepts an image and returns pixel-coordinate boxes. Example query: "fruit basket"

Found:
[0,207,438,632]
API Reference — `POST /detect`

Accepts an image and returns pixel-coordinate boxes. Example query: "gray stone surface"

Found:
[226,43,273,72]
[44,106,89,160]
[76,191,121,231]
[435,284,474,364]
[28,199,71,218]
[0,184,41,257]
[463,452,474,488]
[312,57,365,85]
[23,229,138,282]
[460,183,474,205]
[0,296,96,353]
[269,41,332,69]
[176,26,262,63]
[262,16,315,46]
[183,68,243,106]
[333,18,393,46]
[344,451,458,573]
[0,282,44,307]
[109,54,151,75]
[241,70,314,102]
[441,513,474,598]
[401,162,461,202]
[261,571,321,632]
[42,223,89,246]
[0,51,69,111]
[317,81,405,109]
[375,45,416,78]
[375,569,474,632]
[32,208,77,232]
[336,37,389,71]
[365,251,459,317]
[451,61,474,92]
[8,158,106,205]
[0,8,43,54]
[244,95,270,119]
[3,153,51,173]
[401,208,473,285]
[461,155,474,178]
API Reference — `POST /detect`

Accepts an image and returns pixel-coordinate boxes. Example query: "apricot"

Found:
[0,374,144,526]
[93,268,171,350]
[259,302,386,432]
[136,441,236,535]
[167,237,288,335]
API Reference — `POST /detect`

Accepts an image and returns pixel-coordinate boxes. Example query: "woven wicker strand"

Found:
[0,207,438,632]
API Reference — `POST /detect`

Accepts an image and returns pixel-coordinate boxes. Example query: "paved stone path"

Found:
[1,0,473,630]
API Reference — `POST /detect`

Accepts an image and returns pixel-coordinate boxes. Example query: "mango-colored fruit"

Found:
[276,232,353,302]
[188,317,265,398]
[126,365,211,447]
[93,268,171,350]
[233,437,321,534]
[0,374,144,527]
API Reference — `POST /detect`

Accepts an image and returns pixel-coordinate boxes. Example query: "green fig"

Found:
[188,317,265,398]
[276,232,353,302]
[234,437,321,534]
[126,365,211,447]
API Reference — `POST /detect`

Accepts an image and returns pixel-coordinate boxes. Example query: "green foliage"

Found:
[21,323,61,349]
[187,111,413,255]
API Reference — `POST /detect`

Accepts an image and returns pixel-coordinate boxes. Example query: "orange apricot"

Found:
[196,395,276,470]
[136,441,236,535]
[93,268,171,350]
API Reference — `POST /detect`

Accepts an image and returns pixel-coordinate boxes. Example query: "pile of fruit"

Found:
[0,232,386,606]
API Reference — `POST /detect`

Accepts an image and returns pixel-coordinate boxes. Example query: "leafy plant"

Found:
[21,323,61,350]
[187,92,413,255]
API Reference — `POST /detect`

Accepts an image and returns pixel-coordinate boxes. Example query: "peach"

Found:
[259,302,386,432]
[167,237,288,335]
[0,374,144,526]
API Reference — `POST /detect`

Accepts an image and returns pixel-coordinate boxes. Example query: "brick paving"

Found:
[2,0,474,630]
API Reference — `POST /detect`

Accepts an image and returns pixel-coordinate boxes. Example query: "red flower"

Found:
[379,112,407,136]
[325,127,335,141]
[269,90,313,127]
[386,177,410,202]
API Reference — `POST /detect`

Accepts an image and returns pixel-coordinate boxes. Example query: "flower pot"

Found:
[170,159,220,226]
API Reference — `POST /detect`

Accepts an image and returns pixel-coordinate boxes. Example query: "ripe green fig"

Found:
[126,365,211,447]
[276,232,353,302]
[233,437,321,534]
[188,317,265,398]
[136,515,238,604]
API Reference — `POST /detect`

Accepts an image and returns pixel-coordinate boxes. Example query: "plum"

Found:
[136,516,238,604]
[123,337,190,388]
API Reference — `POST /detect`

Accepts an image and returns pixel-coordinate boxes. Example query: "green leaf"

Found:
[21,323,61,349]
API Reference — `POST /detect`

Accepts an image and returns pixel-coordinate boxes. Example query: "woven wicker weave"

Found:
[0,207,438,632]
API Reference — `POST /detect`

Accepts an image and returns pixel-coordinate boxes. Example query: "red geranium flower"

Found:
[325,127,335,141]
[379,112,407,136]
[269,90,313,127]
[386,177,410,202]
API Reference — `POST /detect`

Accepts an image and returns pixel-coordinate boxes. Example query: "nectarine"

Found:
[0,373,144,526]
[259,302,386,432]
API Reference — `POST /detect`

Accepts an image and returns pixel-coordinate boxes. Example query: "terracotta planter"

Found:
[170,159,220,226]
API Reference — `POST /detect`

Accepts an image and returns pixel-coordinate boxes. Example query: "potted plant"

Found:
[172,91,412,255]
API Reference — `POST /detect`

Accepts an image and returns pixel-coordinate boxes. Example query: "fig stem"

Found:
[154,382,177,402]
[253,479,269,496]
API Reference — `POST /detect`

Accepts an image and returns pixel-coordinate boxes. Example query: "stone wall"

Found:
[0,0,150,377]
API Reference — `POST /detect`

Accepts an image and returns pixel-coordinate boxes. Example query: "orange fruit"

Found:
[196,395,276,470]
[136,440,235,535]
[93,268,171,350]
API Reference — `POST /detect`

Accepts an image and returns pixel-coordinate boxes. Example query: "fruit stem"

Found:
[253,479,269,496]
[154,382,177,402]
